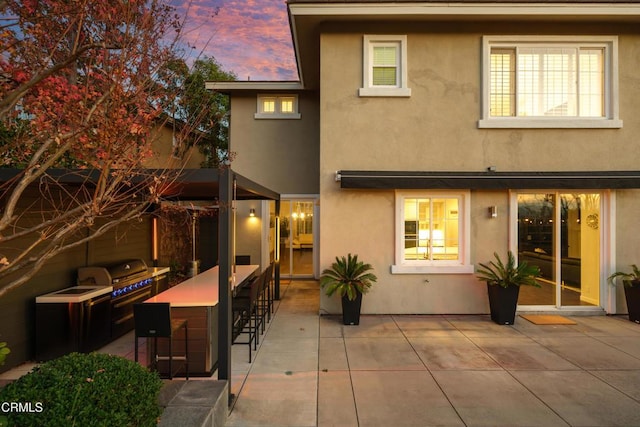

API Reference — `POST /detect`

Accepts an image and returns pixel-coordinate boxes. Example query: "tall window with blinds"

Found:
[480,36,620,128]
[490,46,604,118]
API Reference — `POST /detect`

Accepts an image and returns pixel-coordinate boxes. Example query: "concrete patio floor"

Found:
[225,280,640,427]
[3,279,640,426]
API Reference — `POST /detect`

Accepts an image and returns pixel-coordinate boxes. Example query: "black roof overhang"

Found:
[337,170,640,190]
[159,169,280,201]
[0,168,280,201]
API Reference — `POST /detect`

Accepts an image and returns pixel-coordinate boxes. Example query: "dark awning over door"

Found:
[337,170,640,190]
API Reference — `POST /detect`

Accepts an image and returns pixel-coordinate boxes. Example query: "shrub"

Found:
[0,352,163,427]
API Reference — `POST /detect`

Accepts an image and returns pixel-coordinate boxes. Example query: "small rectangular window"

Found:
[360,35,411,97]
[255,94,300,119]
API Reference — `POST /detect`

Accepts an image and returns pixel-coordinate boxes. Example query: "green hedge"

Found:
[0,352,163,427]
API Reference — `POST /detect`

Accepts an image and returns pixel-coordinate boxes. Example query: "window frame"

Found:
[359,35,411,98]
[392,190,473,274]
[479,35,622,129]
[255,94,301,119]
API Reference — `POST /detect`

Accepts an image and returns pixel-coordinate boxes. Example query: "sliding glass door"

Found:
[516,192,601,308]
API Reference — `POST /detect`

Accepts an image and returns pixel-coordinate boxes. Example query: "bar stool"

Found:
[232,275,261,362]
[134,302,189,380]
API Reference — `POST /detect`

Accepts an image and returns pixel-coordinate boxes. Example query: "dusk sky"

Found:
[169,0,298,81]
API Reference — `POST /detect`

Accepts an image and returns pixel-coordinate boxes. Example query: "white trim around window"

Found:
[479,35,622,129]
[391,190,473,274]
[255,94,301,119]
[359,35,411,97]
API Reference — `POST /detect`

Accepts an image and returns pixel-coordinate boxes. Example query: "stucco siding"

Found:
[318,27,640,314]
[229,92,320,195]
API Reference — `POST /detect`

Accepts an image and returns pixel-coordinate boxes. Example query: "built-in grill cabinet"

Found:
[78,259,155,340]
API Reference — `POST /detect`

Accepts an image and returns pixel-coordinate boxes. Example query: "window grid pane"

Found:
[517,47,577,117]
[489,43,606,118]
[373,67,397,86]
[262,99,276,113]
[579,48,604,117]
[280,97,295,113]
[490,48,515,116]
[403,197,459,262]
[372,44,399,87]
[373,46,397,66]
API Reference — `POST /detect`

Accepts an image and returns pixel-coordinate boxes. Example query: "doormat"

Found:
[519,315,577,325]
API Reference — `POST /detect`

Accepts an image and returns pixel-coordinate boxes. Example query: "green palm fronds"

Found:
[476,251,541,288]
[320,253,377,301]
[608,264,640,287]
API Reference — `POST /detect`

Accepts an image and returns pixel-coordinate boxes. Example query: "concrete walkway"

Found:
[227,280,640,427]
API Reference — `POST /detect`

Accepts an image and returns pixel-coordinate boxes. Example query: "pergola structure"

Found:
[216,167,280,399]
[0,167,281,400]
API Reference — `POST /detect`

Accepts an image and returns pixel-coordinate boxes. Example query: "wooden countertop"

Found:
[145,264,259,307]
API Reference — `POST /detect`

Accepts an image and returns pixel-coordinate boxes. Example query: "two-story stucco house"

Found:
[209,0,640,318]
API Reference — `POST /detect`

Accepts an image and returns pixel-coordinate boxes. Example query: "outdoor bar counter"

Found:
[144,264,258,376]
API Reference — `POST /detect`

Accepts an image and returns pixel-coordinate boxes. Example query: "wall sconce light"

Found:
[489,206,497,218]
[249,208,256,217]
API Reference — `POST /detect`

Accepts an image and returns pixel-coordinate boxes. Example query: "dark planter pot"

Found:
[341,292,363,325]
[623,280,640,324]
[487,283,520,325]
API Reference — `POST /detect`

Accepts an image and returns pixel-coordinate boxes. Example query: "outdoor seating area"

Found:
[232,263,274,362]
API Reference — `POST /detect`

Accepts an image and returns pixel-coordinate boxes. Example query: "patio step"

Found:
[158,380,228,427]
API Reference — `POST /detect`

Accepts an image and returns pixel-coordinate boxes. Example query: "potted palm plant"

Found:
[476,251,541,325]
[320,253,377,325]
[607,264,640,323]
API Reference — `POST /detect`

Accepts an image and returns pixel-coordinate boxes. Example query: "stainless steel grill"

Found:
[78,259,154,339]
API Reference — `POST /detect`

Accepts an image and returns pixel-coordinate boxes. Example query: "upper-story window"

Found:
[359,35,411,97]
[255,94,301,119]
[479,36,621,128]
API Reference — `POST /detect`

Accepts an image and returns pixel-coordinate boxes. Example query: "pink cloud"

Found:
[170,0,297,81]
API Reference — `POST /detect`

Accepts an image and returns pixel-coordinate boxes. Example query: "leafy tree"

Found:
[151,56,235,167]
[0,0,229,296]
[175,56,236,167]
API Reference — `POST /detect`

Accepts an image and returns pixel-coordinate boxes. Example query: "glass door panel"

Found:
[280,199,315,278]
[518,193,557,306]
[517,192,601,307]
[280,200,291,276]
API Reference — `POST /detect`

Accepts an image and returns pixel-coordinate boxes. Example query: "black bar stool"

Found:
[134,302,189,379]
[232,275,262,362]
